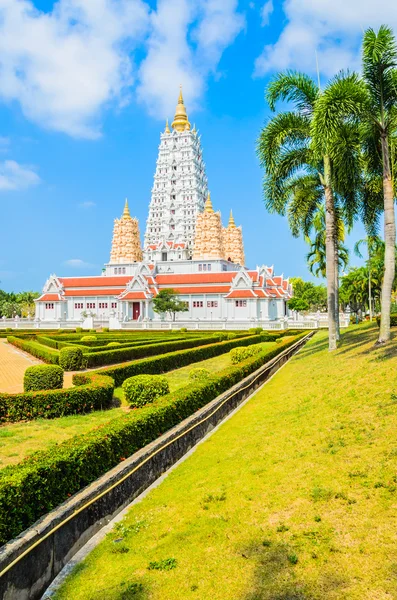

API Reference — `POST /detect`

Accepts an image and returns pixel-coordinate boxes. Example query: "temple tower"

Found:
[223,211,245,266]
[143,88,208,261]
[192,193,225,260]
[110,200,143,264]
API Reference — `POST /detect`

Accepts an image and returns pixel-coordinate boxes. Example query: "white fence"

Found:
[0,315,350,331]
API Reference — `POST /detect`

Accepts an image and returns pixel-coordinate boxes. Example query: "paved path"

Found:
[0,338,42,393]
[0,339,74,393]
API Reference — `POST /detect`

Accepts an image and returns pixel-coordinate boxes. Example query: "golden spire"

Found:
[122,198,131,219]
[228,210,236,228]
[171,86,191,132]
[204,191,214,213]
[165,118,170,134]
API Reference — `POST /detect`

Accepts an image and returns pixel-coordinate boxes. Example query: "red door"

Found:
[132,302,140,320]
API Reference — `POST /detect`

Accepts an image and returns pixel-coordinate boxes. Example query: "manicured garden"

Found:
[54,323,397,600]
[0,328,304,544]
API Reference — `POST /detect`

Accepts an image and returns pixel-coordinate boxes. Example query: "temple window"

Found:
[111,302,117,309]
[207,301,218,308]
[203,264,207,271]
[207,264,212,271]
[87,302,96,309]
[198,264,202,272]
[45,303,54,310]
[235,300,247,307]
[99,302,108,309]
[193,301,203,308]
[74,303,83,309]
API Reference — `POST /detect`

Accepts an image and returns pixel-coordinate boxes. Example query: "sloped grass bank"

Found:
[55,324,397,600]
[0,335,303,545]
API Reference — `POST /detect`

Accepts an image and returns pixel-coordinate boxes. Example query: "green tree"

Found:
[257,71,359,350]
[312,25,397,344]
[152,289,189,322]
[289,278,327,312]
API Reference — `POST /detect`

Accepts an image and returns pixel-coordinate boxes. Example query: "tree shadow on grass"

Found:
[238,539,345,600]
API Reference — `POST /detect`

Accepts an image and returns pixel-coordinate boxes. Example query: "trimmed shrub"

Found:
[227,332,237,340]
[59,346,83,371]
[248,327,263,335]
[7,336,59,364]
[24,365,64,392]
[0,372,114,426]
[0,332,306,545]
[83,335,216,369]
[76,327,83,333]
[189,368,211,381]
[213,332,228,341]
[230,344,263,365]
[89,329,97,333]
[97,333,266,387]
[107,342,121,347]
[180,327,188,333]
[5,328,12,332]
[376,314,397,327]
[81,335,97,342]
[102,327,110,332]
[122,375,169,408]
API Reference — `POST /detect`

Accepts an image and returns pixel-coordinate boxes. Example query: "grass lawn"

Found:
[0,341,276,469]
[55,323,397,600]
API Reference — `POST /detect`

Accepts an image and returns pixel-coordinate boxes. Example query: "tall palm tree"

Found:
[312,25,397,344]
[257,71,359,350]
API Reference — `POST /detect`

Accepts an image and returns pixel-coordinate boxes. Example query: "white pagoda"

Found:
[143,87,208,262]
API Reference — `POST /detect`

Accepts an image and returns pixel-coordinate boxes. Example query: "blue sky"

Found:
[0,0,394,292]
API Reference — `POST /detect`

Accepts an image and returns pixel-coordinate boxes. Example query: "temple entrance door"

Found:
[132,302,140,320]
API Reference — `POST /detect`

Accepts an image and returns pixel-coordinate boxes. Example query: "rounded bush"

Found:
[227,332,237,340]
[102,327,110,332]
[230,344,262,365]
[5,328,12,332]
[248,327,263,335]
[59,346,83,371]
[24,364,64,392]
[122,374,169,408]
[76,327,83,333]
[213,332,228,341]
[180,327,188,333]
[107,342,121,347]
[189,368,211,382]
[81,335,97,342]
[89,329,96,333]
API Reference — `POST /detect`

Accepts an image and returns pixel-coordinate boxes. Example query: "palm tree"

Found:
[257,71,359,350]
[312,25,397,344]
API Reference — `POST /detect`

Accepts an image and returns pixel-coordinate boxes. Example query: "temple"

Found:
[35,89,292,326]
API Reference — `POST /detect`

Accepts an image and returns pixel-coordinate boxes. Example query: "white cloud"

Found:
[79,201,96,209]
[64,259,94,268]
[0,0,149,138]
[137,0,245,118]
[255,0,397,78]
[0,160,40,191]
[261,1,273,26]
[0,0,244,137]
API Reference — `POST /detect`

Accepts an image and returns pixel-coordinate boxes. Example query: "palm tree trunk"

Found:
[335,265,340,341]
[378,134,396,344]
[323,155,338,350]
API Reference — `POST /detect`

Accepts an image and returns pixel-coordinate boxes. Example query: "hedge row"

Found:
[96,333,272,386]
[376,314,397,327]
[0,332,306,545]
[7,336,59,364]
[83,335,224,368]
[0,372,114,423]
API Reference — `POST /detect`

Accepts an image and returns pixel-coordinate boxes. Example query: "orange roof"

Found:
[63,289,124,297]
[59,276,131,287]
[163,286,231,295]
[155,272,237,285]
[225,289,257,299]
[119,291,150,300]
[36,293,64,302]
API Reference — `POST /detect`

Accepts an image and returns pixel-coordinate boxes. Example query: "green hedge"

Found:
[96,334,267,386]
[123,375,170,408]
[376,314,397,327]
[0,332,306,545]
[0,372,114,424]
[24,365,64,392]
[7,336,59,364]
[83,335,219,368]
[59,346,84,371]
[230,343,263,365]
